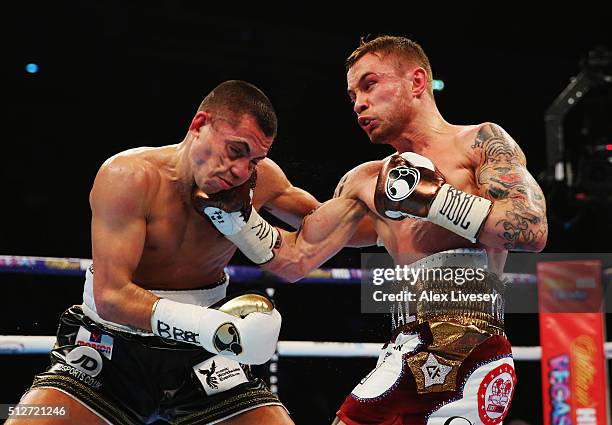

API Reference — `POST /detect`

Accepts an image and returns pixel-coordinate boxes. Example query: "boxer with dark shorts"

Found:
[9,80,375,425]
[202,37,548,424]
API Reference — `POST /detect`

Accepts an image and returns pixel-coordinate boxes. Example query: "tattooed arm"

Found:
[472,123,548,251]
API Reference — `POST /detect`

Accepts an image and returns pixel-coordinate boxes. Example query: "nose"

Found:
[353,93,368,115]
[229,158,252,182]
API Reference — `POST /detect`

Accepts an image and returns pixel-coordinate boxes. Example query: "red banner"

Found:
[538,260,608,425]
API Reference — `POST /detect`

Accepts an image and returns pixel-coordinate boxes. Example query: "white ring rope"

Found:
[4,335,612,361]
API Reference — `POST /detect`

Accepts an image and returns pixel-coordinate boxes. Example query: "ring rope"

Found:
[0,255,537,284]
[0,335,560,360]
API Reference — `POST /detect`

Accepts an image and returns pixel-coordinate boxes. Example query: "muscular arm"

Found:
[90,157,159,331]
[472,124,548,251]
[262,166,375,282]
[254,158,320,229]
[264,198,370,282]
[257,158,377,246]
[333,172,378,247]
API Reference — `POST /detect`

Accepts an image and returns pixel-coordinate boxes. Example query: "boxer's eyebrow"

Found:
[229,140,266,160]
[230,140,250,153]
[347,72,375,97]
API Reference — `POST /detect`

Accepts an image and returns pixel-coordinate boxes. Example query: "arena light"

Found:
[432,79,445,91]
[25,63,39,74]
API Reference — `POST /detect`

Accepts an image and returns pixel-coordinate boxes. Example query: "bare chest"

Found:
[134,189,236,288]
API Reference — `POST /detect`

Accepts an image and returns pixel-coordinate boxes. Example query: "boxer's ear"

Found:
[410,67,428,98]
[189,111,210,133]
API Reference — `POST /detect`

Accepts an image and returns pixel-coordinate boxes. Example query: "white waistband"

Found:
[405,248,488,270]
[81,267,229,336]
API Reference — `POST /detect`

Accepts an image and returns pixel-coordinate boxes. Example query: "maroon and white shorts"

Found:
[337,331,516,425]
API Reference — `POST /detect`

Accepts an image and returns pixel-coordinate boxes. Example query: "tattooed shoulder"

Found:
[471,123,548,250]
[472,123,516,153]
[471,124,528,199]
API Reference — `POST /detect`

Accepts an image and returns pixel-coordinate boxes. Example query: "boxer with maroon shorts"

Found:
[201,37,547,424]
[9,80,373,425]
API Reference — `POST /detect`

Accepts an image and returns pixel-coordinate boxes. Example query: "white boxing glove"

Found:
[151,293,281,365]
[191,174,280,265]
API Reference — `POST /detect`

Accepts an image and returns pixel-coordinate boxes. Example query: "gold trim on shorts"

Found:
[30,374,140,425]
[174,389,282,425]
[31,374,282,425]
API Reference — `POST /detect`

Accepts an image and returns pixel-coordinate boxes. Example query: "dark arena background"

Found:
[2,3,612,424]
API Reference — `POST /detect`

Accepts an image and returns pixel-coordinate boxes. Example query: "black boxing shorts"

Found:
[27,305,284,425]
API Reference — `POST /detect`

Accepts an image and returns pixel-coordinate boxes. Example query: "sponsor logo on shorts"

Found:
[213,323,242,355]
[193,355,248,396]
[421,353,452,388]
[198,360,219,389]
[75,327,114,360]
[66,346,103,378]
[56,363,102,390]
[478,363,516,424]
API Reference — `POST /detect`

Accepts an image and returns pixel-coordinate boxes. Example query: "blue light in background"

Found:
[432,79,445,91]
[25,63,39,74]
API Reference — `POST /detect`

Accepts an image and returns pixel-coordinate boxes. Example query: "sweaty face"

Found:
[190,114,272,193]
[347,53,414,144]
